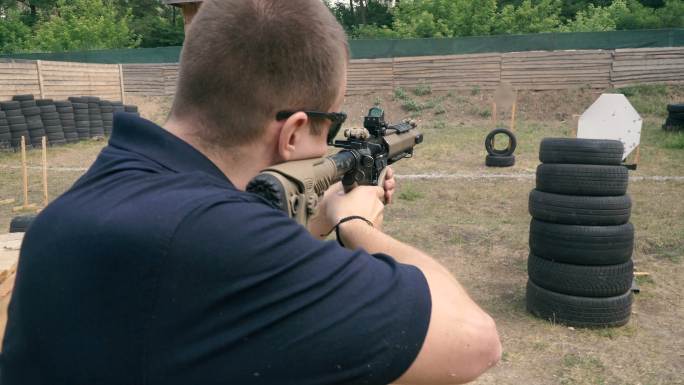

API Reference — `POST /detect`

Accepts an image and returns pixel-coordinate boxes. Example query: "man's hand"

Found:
[307,166,395,239]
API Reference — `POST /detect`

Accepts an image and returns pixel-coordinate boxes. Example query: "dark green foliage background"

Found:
[0,0,682,54]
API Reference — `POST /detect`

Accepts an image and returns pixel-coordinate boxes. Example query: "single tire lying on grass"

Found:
[527,253,633,297]
[484,128,517,168]
[528,189,631,226]
[529,219,634,265]
[485,128,517,156]
[536,164,629,196]
[485,154,515,167]
[526,280,633,328]
[539,138,624,165]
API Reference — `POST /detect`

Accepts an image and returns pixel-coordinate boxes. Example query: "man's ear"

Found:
[277,112,309,161]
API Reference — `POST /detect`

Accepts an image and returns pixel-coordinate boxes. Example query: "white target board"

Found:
[578,94,643,160]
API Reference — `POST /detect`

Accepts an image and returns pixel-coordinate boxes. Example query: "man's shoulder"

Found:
[35,164,277,252]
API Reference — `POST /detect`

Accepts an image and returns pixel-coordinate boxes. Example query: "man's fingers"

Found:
[383,179,396,192]
[385,166,394,180]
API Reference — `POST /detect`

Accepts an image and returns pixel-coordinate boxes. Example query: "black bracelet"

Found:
[325,216,374,248]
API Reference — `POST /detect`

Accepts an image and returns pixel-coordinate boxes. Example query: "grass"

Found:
[663,132,684,149]
[612,84,673,117]
[398,184,424,201]
[635,275,655,285]
[558,353,607,385]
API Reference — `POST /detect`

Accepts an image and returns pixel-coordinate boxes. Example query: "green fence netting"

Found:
[2,29,682,64]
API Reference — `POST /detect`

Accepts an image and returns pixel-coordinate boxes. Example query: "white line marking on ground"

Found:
[2,166,684,182]
[397,173,684,182]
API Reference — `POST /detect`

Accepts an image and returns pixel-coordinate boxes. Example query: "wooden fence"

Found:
[611,47,684,88]
[121,47,684,97]
[0,59,124,102]
[2,47,683,102]
[501,50,613,90]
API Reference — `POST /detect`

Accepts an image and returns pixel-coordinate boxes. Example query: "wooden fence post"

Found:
[119,64,126,103]
[36,60,45,99]
[42,136,48,207]
[510,92,518,132]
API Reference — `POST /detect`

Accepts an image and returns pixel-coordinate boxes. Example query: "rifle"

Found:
[246,107,423,226]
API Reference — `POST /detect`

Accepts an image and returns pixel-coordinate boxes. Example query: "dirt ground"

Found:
[1,86,683,384]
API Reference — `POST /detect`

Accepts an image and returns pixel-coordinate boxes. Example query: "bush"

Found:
[402,98,424,112]
[394,88,409,101]
[413,81,432,96]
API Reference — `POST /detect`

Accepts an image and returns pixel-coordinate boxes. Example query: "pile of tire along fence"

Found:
[0,94,138,150]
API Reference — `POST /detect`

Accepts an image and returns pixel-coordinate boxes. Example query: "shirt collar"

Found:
[110,112,231,184]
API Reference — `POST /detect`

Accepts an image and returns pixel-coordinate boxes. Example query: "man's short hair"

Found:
[170,0,349,147]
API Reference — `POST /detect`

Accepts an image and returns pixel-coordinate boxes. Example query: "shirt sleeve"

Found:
[149,197,431,385]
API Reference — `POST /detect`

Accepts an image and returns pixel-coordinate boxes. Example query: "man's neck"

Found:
[164,119,272,190]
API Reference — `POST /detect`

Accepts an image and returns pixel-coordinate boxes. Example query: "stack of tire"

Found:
[86,96,105,138]
[9,215,36,233]
[99,100,114,136]
[15,94,46,148]
[124,105,140,117]
[56,101,79,144]
[526,138,634,328]
[112,101,125,116]
[663,104,684,131]
[1,101,29,148]
[69,97,91,140]
[36,99,66,146]
[484,128,516,167]
[0,108,11,149]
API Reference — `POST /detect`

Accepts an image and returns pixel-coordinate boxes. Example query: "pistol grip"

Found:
[342,167,388,204]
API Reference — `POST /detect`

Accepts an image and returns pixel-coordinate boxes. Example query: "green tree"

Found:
[114,0,184,47]
[495,0,563,34]
[30,0,139,51]
[0,0,59,26]
[654,0,684,27]
[328,0,393,35]
[0,8,32,53]
[560,0,628,32]
[391,0,498,37]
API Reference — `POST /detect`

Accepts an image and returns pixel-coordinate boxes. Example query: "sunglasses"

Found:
[276,110,347,145]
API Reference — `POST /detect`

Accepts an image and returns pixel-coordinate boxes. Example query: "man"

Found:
[1,0,501,384]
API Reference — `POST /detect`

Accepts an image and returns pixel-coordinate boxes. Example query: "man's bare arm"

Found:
[339,221,502,385]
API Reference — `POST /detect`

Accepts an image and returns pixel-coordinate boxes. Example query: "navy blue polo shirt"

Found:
[1,113,431,385]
